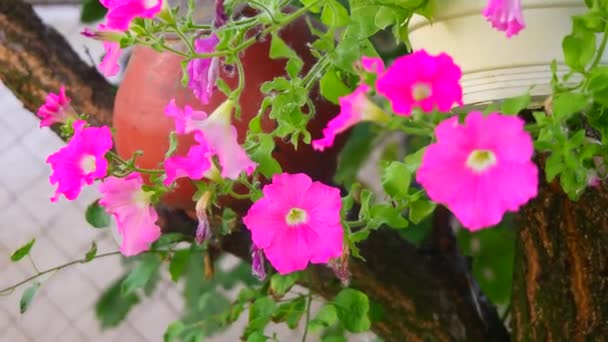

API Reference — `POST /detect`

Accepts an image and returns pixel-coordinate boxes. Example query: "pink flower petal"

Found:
[101,0,163,31]
[163,139,213,185]
[416,111,538,231]
[99,173,162,256]
[376,50,463,116]
[99,41,122,77]
[187,35,220,104]
[482,0,526,38]
[47,120,113,202]
[36,86,74,127]
[243,173,344,274]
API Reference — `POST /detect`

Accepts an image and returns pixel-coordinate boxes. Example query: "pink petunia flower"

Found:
[163,136,213,186]
[376,50,463,116]
[100,0,163,31]
[165,99,256,179]
[416,111,538,230]
[47,120,113,202]
[312,56,390,152]
[243,173,344,275]
[312,84,389,151]
[187,35,221,105]
[82,24,125,77]
[36,86,77,128]
[99,173,162,256]
[482,0,526,38]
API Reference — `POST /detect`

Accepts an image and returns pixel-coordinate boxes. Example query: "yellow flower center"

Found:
[466,149,497,173]
[412,83,432,101]
[285,208,307,226]
[80,155,97,174]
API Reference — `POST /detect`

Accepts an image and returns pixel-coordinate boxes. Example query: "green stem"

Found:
[0,251,121,295]
[589,22,608,70]
[232,56,246,101]
[106,151,165,175]
[301,292,312,342]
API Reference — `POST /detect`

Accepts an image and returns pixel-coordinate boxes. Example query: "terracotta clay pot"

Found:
[112,14,344,213]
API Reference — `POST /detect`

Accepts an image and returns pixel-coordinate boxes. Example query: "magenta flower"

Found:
[165,99,256,180]
[416,112,538,230]
[243,173,344,274]
[163,136,213,186]
[100,0,163,31]
[482,0,526,38]
[47,121,113,202]
[99,41,122,77]
[376,50,463,116]
[312,85,388,151]
[36,86,76,128]
[99,173,161,256]
[187,35,221,104]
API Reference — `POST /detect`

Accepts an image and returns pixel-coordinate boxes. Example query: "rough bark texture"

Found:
[512,173,608,341]
[1,0,510,340]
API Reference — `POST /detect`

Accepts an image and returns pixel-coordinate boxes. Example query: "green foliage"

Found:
[121,254,162,295]
[332,288,371,333]
[80,0,107,23]
[20,282,40,314]
[269,272,299,297]
[245,296,277,338]
[96,276,140,328]
[84,242,98,263]
[10,238,35,262]
[457,219,516,306]
[85,200,111,228]
[272,296,307,329]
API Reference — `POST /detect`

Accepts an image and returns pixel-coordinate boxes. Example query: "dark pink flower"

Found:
[99,173,161,256]
[163,136,213,186]
[312,56,389,151]
[36,86,76,127]
[312,84,388,151]
[376,50,463,116]
[482,0,526,38]
[416,112,538,230]
[100,0,163,31]
[243,173,344,274]
[99,41,123,77]
[187,35,221,104]
[47,120,113,202]
[165,99,256,180]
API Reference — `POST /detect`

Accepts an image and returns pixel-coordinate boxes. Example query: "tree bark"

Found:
[512,170,608,341]
[1,0,509,340]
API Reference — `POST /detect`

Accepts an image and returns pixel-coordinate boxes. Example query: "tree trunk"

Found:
[512,174,608,340]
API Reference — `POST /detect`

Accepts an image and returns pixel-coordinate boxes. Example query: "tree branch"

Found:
[0,1,509,340]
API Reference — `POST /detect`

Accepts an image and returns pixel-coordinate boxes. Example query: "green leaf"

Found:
[586,67,608,106]
[332,288,371,332]
[245,296,277,337]
[403,147,426,173]
[381,161,412,200]
[299,0,323,13]
[348,0,382,38]
[319,69,352,104]
[249,134,282,178]
[10,238,35,262]
[85,200,111,228]
[270,273,299,297]
[370,204,409,229]
[152,233,187,249]
[408,198,436,224]
[321,0,350,27]
[84,242,97,263]
[334,124,378,186]
[20,282,40,314]
[272,296,306,329]
[308,304,338,333]
[552,92,589,121]
[80,0,107,23]
[169,249,191,282]
[562,23,596,71]
[96,276,140,328]
[270,33,304,76]
[500,94,531,115]
[164,321,185,342]
[246,332,268,342]
[121,254,162,295]
[375,6,395,29]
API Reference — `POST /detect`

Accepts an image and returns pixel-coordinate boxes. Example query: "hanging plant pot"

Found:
[112,14,343,213]
[408,0,601,106]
